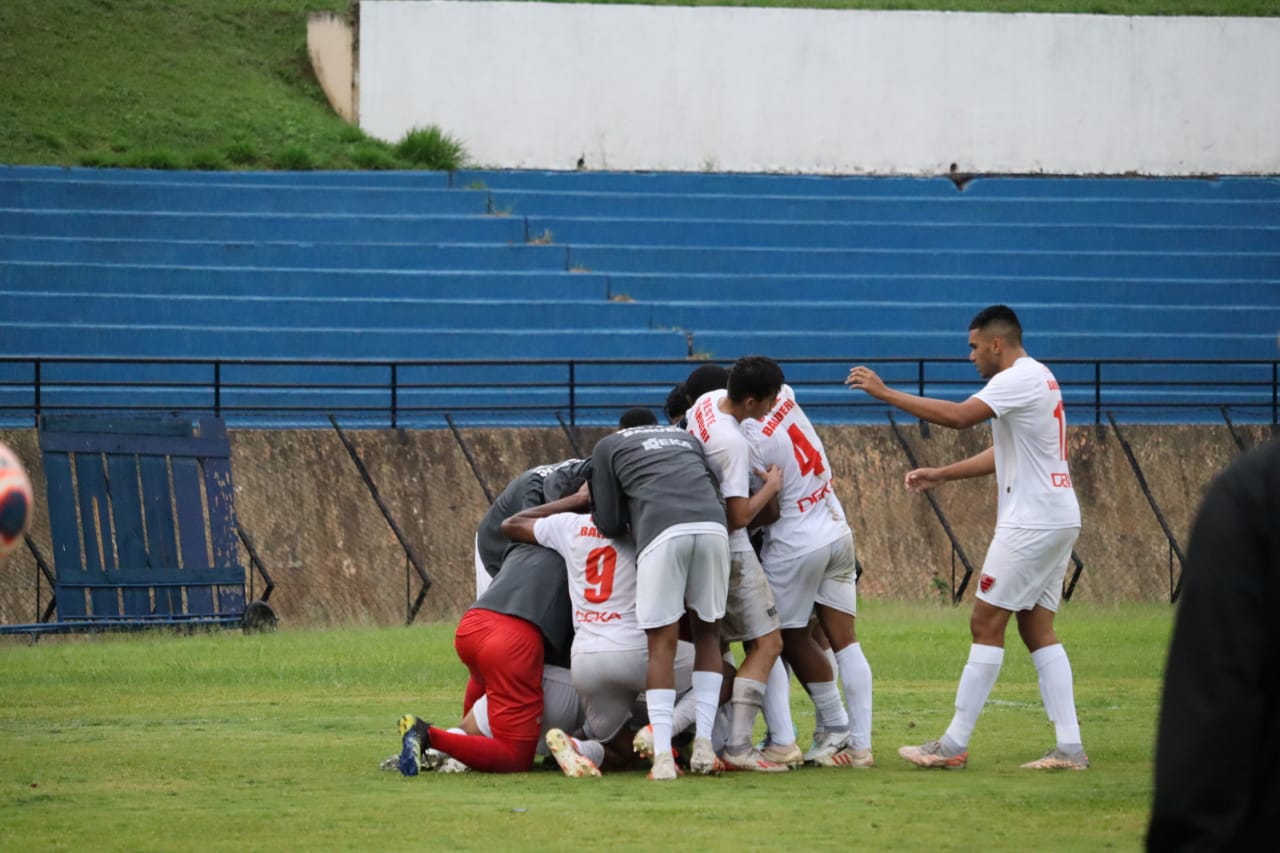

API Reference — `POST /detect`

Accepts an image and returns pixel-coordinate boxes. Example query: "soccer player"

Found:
[744,383,874,768]
[397,461,590,775]
[501,485,696,777]
[385,664,582,774]
[846,304,1087,770]
[619,407,660,429]
[589,419,730,780]
[473,458,592,598]
[683,358,792,771]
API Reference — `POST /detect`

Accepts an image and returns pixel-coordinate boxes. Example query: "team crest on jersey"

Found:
[979,574,996,593]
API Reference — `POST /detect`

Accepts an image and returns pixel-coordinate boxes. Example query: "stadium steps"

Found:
[1,166,1278,424]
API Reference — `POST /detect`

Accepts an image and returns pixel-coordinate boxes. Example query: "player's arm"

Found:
[500,486,591,545]
[845,366,993,430]
[589,440,630,538]
[725,464,782,530]
[750,490,781,528]
[905,447,995,492]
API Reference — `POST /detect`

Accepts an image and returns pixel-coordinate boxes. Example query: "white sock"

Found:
[447,727,466,735]
[572,737,606,767]
[761,658,797,747]
[727,677,767,753]
[823,646,839,680]
[835,643,873,750]
[711,703,731,753]
[943,644,1004,749]
[672,689,698,737]
[646,688,676,757]
[807,679,849,732]
[1031,643,1083,750]
[691,670,723,741]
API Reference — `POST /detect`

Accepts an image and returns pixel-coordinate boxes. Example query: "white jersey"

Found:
[973,356,1081,530]
[744,384,852,563]
[686,388,756,552]
[532,512,646,654]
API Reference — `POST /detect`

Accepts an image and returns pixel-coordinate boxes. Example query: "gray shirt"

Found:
[475,459,591,578]
[472,458,591,669]
[590,425,726,556]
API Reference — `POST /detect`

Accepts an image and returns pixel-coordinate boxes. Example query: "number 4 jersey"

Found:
[973,356,1081,530]
[532,511,646,654]
[743,384,852,565]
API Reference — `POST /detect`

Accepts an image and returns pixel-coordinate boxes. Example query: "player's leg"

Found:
[426,610,545,773]
[636,535,701,779]
[814,535,873,766]
[683,532,732,775]
[720,547,788,771]
[770,543,848,765]
[901,529,1033,769]
[1014,527,1088,770]
[565,650,646,774]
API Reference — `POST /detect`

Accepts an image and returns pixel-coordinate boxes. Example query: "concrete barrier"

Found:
[2,423,1265,628]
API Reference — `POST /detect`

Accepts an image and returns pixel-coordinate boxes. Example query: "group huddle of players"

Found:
[392,306,1091,781]
[392,354,873,779]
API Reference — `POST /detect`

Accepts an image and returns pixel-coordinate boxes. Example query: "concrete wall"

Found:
[307,11,357,124]
[2,423,1268,629]
[358,2,1280,175]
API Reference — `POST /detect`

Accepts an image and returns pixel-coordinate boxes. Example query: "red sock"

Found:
[429,727,538,773]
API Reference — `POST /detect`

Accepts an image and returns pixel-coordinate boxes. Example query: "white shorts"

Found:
[764,533,858,629]
[722,547,781,642]
[572,641,695,741]
[976,526,1080,613]
[471,664,582,756]
[636,532,730,629]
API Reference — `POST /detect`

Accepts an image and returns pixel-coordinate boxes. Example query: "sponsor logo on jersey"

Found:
[979,573,996,593]
[1050,472,1073,488]
[642,437,689,452]
[760,398,796,437]
[576,609,623,623]
[797,480,833,513]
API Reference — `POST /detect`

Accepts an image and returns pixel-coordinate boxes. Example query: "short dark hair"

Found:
[727,355,784,403]
[618,407,658,429]
[969,304,1023,345]
[664,383,689,423]
[683,364,729,404]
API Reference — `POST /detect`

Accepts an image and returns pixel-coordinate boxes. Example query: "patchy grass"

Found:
[0,601,1171,852]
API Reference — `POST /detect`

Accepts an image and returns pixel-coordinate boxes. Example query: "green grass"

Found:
[0,601,1170,852]
[1,0,1277,169]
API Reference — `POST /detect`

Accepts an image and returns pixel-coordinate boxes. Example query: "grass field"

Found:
[1,601,1171,852]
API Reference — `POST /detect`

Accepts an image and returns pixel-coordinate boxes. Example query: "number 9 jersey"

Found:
[532,512,646,655]
[743,384,852,565]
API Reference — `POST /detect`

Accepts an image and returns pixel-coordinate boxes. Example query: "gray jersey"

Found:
[471,458,591,669]
[475,459,591,579]
[590,425,726,556]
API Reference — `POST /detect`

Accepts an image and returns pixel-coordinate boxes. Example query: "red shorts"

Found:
[453,608,545,745]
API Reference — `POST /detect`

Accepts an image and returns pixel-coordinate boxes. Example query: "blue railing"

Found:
[1,355,1276,429]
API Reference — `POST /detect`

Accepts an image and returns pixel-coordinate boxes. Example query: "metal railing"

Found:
[2,355,1277,428]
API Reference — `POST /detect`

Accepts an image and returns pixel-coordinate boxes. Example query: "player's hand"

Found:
[755,464,783,493]
[845,366,886,398]
[904,467,944,493]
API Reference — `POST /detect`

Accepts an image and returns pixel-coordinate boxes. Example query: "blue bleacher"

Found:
[1,165,1278,427]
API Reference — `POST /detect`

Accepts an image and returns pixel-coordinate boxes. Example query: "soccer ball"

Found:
[0,442,34,558]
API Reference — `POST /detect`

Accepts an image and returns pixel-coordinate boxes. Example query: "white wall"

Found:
[358,1,1280,175]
